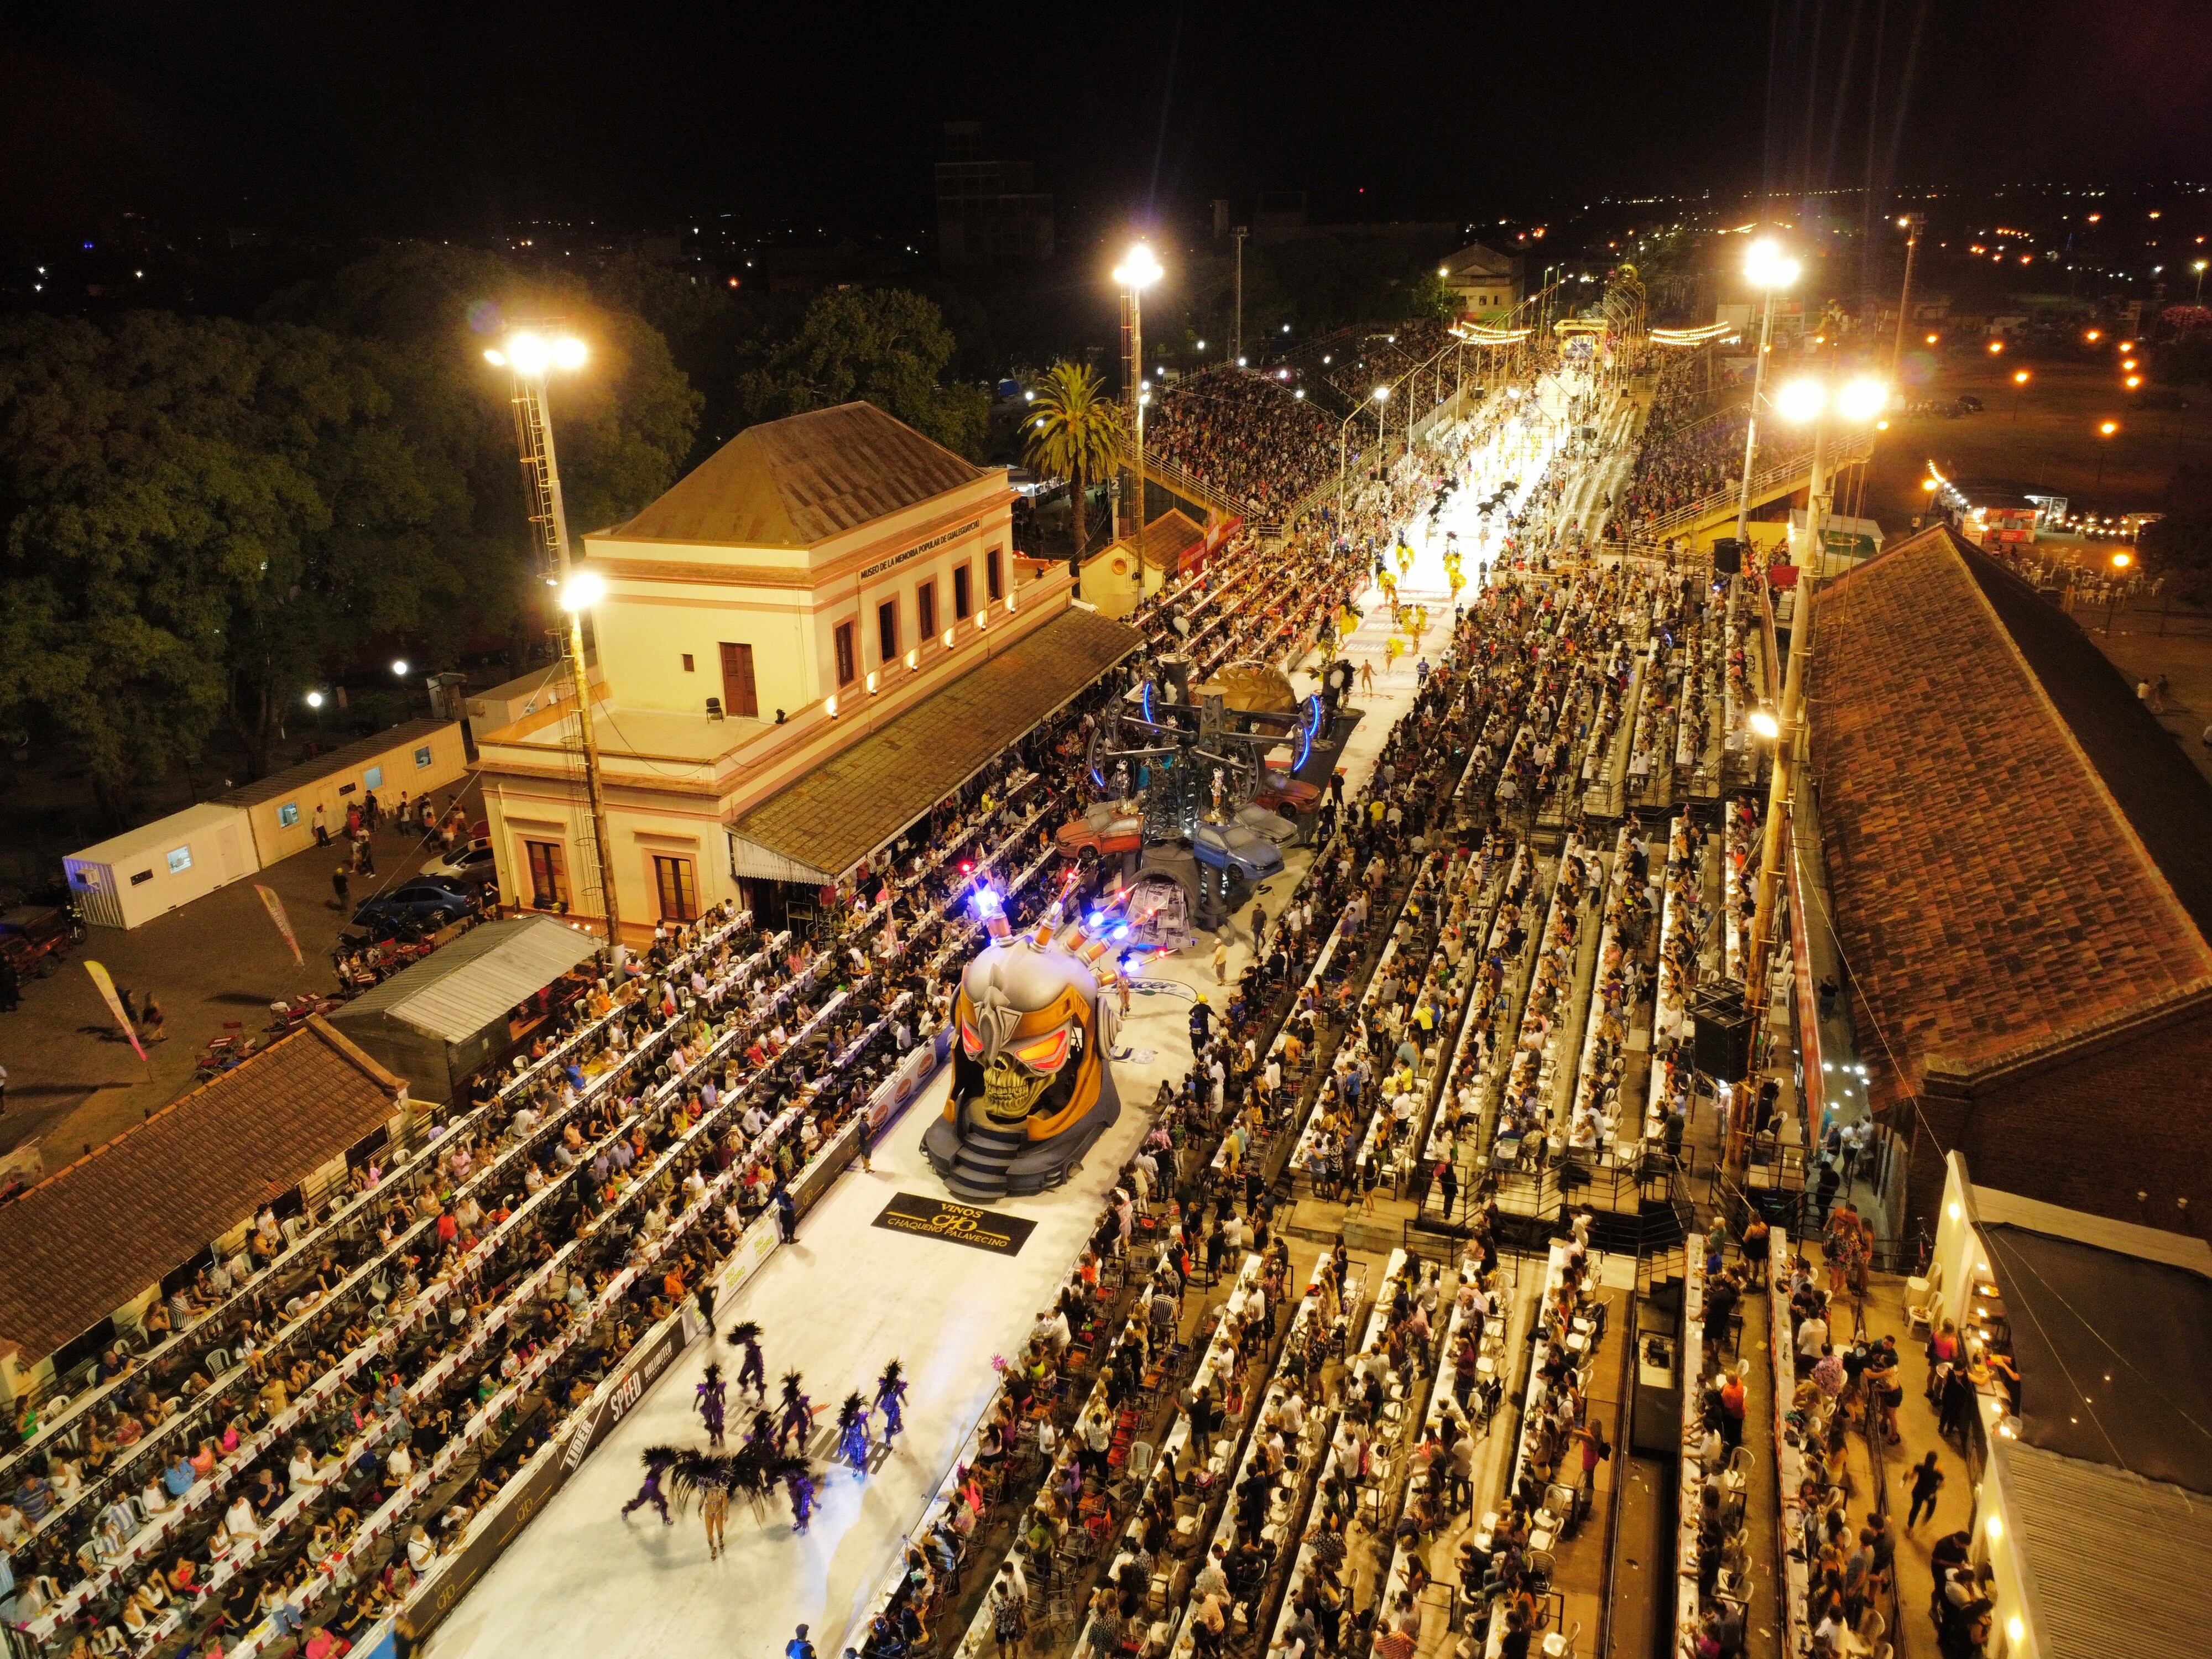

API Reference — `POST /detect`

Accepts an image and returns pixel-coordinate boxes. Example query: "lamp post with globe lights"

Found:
[1113,244,1163,576]
[1730,372,1890,1171]
[1335,386,1389,542]
[1734,239,1801,549]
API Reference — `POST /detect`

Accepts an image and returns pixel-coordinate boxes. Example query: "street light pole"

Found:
[1735,240,1800,551]
[1233,225,1248,363]
[1734,373,1886,1171]
[1888,213,1926,382]
[1115,244,1162,578]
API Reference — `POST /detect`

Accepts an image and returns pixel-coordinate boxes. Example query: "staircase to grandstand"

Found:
[1139,451,1244,520]
[1620,431,1874,552]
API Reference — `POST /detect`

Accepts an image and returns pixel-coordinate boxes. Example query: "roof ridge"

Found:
[1938,535,2212,1018]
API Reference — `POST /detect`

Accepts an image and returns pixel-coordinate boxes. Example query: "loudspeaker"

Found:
[1710,538,1743,576]
[1691,979,1754,1083]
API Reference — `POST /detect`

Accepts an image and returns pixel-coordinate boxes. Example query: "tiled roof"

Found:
[730,606,1141,881]
[1807,525,2212,1099]
[1140,509,1208,571]
[602,401,989,548]
[0,1020,403,1364]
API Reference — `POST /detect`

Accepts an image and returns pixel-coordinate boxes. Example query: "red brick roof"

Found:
[0,1019,404,1364]
[601,401,987,548]
[1808,526,2212,1105]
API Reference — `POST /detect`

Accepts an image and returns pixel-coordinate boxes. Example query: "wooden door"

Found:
[719,642,758,718]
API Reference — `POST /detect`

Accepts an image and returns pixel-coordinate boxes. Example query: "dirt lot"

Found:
[0,814,476,1173]
[1856,354,2212,530]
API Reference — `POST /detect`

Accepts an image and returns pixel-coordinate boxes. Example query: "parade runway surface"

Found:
[427,411,1552,1659]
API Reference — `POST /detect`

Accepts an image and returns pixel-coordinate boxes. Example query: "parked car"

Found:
[352,881,476,932]
[0,905,76,978]
[420,837,498,889]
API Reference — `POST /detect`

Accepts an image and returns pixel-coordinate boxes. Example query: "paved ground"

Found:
[2084,602,2212,787]
[0,812,469,1168]
[1860,356,2212,530]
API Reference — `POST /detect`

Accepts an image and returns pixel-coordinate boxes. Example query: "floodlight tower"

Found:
[485,327,622,947]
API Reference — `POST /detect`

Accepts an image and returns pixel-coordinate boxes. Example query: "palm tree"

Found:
[1021,362,1124,571]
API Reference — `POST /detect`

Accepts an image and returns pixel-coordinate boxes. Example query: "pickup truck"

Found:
[0,904,77,978]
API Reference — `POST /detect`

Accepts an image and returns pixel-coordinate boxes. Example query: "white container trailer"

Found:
[65,801,262,930]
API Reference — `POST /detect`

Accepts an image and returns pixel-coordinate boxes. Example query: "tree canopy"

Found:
[0,244,702,815]
[737,287,990,460]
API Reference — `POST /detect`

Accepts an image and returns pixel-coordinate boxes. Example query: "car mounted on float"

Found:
[1055,654,1328,939]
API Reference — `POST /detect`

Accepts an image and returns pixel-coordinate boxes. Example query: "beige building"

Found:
[476,401,1139,938]
[1440,242,1521,316]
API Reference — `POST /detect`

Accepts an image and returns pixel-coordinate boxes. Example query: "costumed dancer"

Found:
[623,1446,679,1526]
[696,1361,728,1449]
[728,1320,768,1399]
[778,1372,816,1455]
[834,1392,870,1476]
[874,1359,908,1443]
[784,1463,820,1534]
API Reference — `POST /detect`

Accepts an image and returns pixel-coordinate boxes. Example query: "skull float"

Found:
[923,889,1125,1202]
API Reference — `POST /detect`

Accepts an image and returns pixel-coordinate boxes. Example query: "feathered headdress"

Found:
[727,1320,762,1348]
[837,1391,867,1431]
[640,1444,680,1471]
[780,1371,805,1406]
[878,1358,904,1390]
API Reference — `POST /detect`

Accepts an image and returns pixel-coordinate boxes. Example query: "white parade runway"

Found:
[427,408,1554,1659]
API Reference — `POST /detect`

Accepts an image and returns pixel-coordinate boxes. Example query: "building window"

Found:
[877,598,899,663]
[987,546,1004,601]
[414,745,432,768]
[364,766,383,790]
[953,563,973,620]
[916,580,937,640]
[834,621,858,687]
[653,855,698,922]
[277,803,299,828]
[718,641,758,718]
[166,847,192,875]
[525,841,567,910]
[682,653,696,672]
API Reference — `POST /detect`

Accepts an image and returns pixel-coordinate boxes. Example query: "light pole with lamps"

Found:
[2196,260,2209,305]
[483,328,622,946]
[2105,549,2133,634]
[1114,243,1163,577]
[1731,371,1888,1172]
[1335,386,1389,541]
[1734,239,1802,550]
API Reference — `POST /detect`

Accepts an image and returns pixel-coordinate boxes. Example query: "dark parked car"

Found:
[352,881,475,932]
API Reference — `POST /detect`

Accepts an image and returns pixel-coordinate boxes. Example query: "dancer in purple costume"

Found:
[623,1446,679,1524]
[696,1361,728,1448]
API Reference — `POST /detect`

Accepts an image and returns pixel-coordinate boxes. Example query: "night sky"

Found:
[4,1,2210,243]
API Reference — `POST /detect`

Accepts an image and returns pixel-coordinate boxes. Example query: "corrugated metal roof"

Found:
[602,401,988,548]
[1994,1439,2212,1659]
[216,719,457,808]
[331,917,600,1045]
[728,606,1141,880]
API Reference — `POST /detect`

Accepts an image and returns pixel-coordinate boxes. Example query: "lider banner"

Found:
[870,1192,1036,1256]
